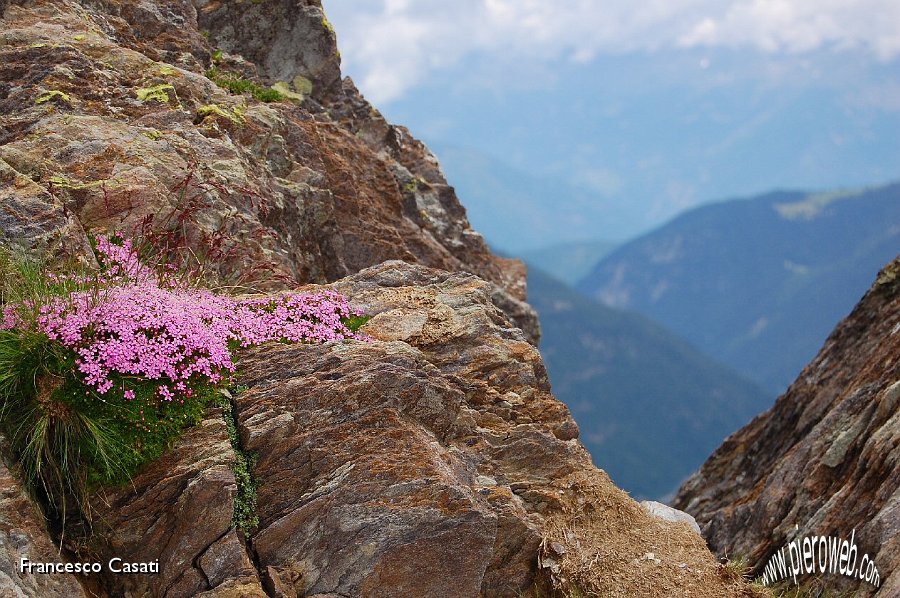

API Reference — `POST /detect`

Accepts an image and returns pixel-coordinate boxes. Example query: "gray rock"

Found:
[195,0,342,100]
[641,500,702,534]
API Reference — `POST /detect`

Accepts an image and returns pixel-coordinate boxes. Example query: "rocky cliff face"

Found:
[1,1,762,596]
[675,258,900,596]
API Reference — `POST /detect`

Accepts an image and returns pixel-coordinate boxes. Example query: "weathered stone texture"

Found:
[232,261,761,597]
[0,158,93,259]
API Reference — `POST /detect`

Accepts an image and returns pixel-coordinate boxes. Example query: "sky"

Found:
[322,1,900,250]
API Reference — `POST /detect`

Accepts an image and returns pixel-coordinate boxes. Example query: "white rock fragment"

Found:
[640,500,702,535]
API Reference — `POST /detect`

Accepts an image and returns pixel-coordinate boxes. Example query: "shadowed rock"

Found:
[0,453,88,598]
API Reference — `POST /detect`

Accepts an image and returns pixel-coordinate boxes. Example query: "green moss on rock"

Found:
[196,104,245,125]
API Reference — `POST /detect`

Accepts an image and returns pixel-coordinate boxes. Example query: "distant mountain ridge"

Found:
[528,267,769,499]
[578,182,900,393]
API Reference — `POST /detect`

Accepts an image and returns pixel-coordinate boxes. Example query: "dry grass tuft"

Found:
[533,470,771,597]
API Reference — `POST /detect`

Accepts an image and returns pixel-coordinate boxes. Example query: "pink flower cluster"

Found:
[1,235,366,401]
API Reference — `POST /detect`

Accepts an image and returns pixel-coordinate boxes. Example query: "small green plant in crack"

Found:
[723,555,753,581]
[205,67,285,103]
[214,387,259,534]
[342,314,371,333]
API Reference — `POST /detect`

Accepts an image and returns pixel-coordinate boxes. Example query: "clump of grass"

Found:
[205,67,284,103]
[0,246,213,519]
[724,556,753,580]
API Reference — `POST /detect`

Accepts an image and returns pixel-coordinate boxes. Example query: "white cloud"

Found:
[677,0,900,57]
[322,0,900,103]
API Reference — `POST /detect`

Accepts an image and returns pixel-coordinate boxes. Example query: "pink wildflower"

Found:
[3,233,367,403]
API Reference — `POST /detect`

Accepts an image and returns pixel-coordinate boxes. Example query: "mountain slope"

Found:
[578,183,900,392]
[529,267,769,499]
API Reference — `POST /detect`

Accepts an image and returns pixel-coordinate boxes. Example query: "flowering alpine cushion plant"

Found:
[0,234,368,517]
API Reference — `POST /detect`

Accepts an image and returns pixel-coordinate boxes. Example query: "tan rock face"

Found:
[236,263,559,596]
[675,258,900,596]
[226,261,761,597]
